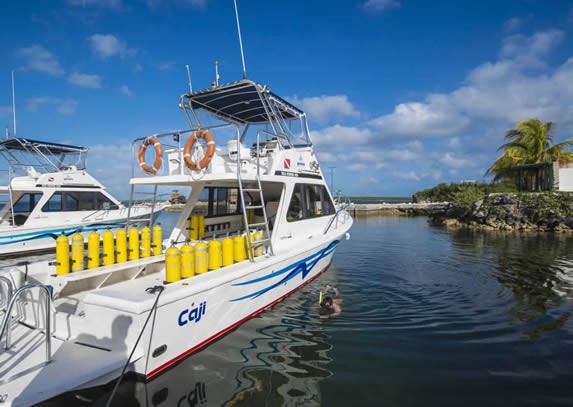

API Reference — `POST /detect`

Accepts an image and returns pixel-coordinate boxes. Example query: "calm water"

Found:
[39,214,573,406]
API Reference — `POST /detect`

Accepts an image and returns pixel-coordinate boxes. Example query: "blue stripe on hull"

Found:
[0,219,147,246]
[231,240,339,302]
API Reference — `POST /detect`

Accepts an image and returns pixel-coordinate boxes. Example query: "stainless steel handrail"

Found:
[0,283,52,363]
[323,208,349,235]
[0,276,14,310]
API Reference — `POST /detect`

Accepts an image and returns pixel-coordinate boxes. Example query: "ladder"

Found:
[237,133,274,261]
[125,184,159,229]
[0,283,53,363]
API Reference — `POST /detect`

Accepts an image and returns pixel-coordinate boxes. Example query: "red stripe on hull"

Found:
[146,261,332,379]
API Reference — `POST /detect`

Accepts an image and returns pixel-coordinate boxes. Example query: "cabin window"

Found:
[287,184,334,222]
[197,187,240,217]
[13,193,43,213]
[42,191,118,212]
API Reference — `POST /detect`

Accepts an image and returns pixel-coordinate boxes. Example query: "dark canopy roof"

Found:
[185,80,304,124]
[0,137,87,155]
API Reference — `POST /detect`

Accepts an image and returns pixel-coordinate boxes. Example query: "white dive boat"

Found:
[0,79,353,406]
[0,137,159,256]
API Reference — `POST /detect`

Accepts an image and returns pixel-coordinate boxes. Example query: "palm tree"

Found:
[487,119,573,190]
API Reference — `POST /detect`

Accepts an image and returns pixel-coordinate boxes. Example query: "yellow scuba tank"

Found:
[190,216,199,240]
[233,233,245,263]
[55,233,70,275]
[140,225,151,258]
[254,231,264,257]
[165,246,181,283]
[128,227,139,261]
[116,228,127,263]
[180,242,195,278]
[208,239,221,271]
[198,215,205,239]
[222,236,234,267]
[152,223,163,256]
[71,231,84,272]
[87,230,100,269]
[102,228,115,266]
[195,241,208,274]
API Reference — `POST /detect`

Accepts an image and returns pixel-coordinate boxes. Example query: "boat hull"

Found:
[0,210,154,256]
[128,237,342,378]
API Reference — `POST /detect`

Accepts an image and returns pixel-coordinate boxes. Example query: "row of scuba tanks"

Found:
[54,225,163,276]
[164,228,265,283]
[54,216,266,283]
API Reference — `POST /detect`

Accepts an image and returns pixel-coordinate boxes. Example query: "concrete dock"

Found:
[349,202,447,216]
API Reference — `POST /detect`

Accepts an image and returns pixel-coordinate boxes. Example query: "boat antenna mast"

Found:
[215,60,220,86]
[185,64,193,93]
[233,0,248,79]
[11,70,17,136]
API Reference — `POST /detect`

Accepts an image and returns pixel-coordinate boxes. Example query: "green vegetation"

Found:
[413,182,516,206]
[486,119,573,189]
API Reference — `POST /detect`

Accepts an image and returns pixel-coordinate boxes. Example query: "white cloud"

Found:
[393,171,420,181]
[27,97,77,114]
[367,176,379,184]
[15,45,64,76]
[363,0,400,12]
[368,30,573,143]
[439,153,477,169]
[316,151,336,162]
[89,34,136,59]
[369,94,469,137]
[500,30,563,69]
[310,125,373,148]
[448,137,461,149]
[68,72,102,88]
[120,85,134,96]
[384,148,420,161]
[350,151,379,161]
[375,162,387,170]
[289,95,359,123]
[347,163,368,172]
[87,141,134,197]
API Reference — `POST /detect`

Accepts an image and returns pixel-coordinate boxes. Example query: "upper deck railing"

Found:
[0,137,87,176]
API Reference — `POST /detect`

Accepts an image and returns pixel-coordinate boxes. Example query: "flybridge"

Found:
[181,80,305,125]
[0,137,88,175]
[179,79,312,148]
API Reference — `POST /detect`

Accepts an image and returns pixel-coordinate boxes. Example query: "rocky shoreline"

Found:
[428,192,573,232]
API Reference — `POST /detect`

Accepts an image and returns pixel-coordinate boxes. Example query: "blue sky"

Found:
[1,0,573,198]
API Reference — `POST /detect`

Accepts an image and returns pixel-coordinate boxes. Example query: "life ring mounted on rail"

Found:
[137,136,163,175]
[183,130,216,171]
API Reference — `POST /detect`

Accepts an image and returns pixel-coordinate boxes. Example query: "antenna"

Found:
[185,64,193,93]
[233,0,247,79]
[215,60,220,87]
[11,70,17,136]
[328,166,335,191]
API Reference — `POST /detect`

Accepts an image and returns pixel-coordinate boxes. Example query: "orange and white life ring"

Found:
[138,136,163,175]
[183,130,216,170]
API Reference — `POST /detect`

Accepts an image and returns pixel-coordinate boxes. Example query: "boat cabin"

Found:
[131,80,337,255]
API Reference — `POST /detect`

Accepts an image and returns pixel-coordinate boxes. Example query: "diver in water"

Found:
[319,285,341,318]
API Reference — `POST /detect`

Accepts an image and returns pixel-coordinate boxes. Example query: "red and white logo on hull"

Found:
[283,159,291,169]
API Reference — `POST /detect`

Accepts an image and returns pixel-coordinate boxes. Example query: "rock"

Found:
[427,192,573,233]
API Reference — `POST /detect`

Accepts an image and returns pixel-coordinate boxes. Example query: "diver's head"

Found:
[320,296,333,308]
